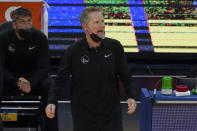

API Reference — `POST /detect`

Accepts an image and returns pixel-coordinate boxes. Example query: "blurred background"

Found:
[1,0,197,130]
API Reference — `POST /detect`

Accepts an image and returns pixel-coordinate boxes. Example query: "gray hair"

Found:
[80,7,103,25]
[12,7,32,21]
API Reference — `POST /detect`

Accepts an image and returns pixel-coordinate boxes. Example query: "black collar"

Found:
[82,38,105,53]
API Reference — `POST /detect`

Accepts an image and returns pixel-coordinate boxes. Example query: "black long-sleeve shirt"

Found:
[0,29,49,91]
[48,37,136,114]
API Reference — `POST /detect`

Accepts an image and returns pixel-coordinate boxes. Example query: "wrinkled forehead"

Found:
[15,15,32,21]
[87,11,104,23]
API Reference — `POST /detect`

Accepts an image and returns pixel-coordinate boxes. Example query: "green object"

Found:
[192,89,197,95]
[162,76,173,89]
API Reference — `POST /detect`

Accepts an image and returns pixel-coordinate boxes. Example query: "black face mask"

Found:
[90,33,103,43]
[18,29,33,40]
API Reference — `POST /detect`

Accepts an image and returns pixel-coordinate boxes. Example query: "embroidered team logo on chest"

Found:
[8,43,16,53]
[81,55,89,64]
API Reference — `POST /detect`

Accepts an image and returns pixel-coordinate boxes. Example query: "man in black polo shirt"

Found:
[46,7,137,131]
[0,7,58,131]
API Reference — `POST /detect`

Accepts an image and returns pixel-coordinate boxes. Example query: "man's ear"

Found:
[82,23,88,31]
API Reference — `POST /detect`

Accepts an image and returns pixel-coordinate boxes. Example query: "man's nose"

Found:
[99,22,105,27]
[23,23,32,29]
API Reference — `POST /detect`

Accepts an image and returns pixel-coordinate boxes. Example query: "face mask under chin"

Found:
[18,29,33,40]
[90,33,104,43]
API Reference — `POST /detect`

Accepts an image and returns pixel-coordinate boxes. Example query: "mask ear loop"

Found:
[85,24,92,35]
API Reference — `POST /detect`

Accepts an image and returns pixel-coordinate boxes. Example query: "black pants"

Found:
[72,104,123,131]
[2,77,59,131]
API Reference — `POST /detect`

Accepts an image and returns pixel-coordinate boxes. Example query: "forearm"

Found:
[4,69,18,87]
[121,77,137,99]
[47,76,67,105]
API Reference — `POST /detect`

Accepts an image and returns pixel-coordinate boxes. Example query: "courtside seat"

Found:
[0,95,41,131]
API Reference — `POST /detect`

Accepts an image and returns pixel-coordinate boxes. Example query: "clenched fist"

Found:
[45,104,56,119]
[127,98,137,114]
[17,77,31,93]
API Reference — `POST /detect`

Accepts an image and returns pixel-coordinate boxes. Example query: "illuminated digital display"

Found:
[46,0,197,54]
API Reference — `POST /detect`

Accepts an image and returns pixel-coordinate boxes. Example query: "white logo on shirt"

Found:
[104,53,112,58]
[28,46,37,50]
[8,44,15,53]
[81,55,89,64]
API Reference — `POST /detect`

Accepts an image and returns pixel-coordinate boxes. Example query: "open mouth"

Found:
[97,30,104,33]
[97,30,105,38]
